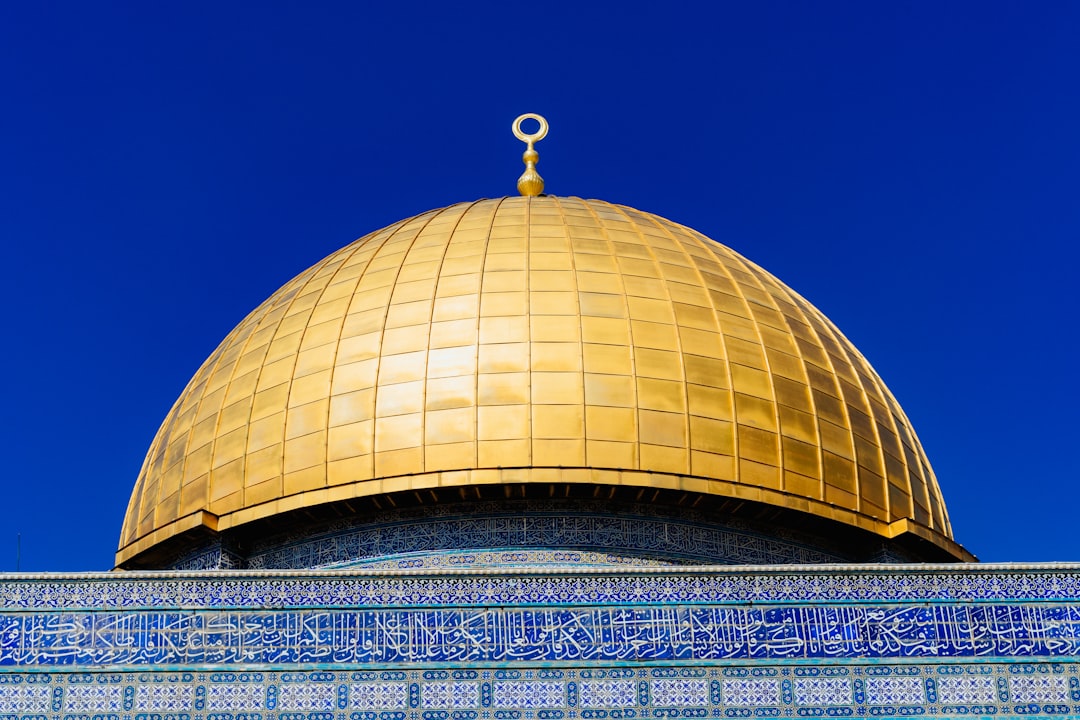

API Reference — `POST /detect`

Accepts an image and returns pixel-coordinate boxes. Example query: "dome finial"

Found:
[512,113,548,196]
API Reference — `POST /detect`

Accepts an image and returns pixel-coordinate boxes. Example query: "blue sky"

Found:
[1,2,1077,570]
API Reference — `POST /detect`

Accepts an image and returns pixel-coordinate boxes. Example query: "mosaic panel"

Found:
[3,565,1080,611]
[215,500,870,571]
[0,664,1077,718]
[2,604,1079,666]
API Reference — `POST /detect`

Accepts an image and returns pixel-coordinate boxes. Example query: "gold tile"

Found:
[422,317,473,348]
[689,416,734,455]
[377,350,427,384]
[375,380,424,417]
[283,430,325,474]
[121,197,960,564]
[427,345,476,378]
[391,287,439,314]
[425,441,475,471]
[533,405,584,439]
[285,399,329,440]
[679,328,723,357]
[531,315,580,342]
[426,375,475,411]
[327,454,373,485]
[329,388,375,426]
[638,409,685,447]
[682,354,727,387]
[581,316,631,345]
[635,348,683,380]
[375,447,422,477]
[734,393,777,432]
[479,343,529,373]
[687,383,732,421]
[481,291,527,316]
[375,413,422,452]
[586,440,636,468]
[426,407,475,444]
[479,316,529,344]
[782,435,820,478]
[533,372,583,404]
[336,332,381,365]
[532,342,582,371]
[477,405,529,440]
[631,320,679,350]
[582,343,632,374]
[738,425,778,465]
[478,372,530,405]
[637,378,686,413]
[778,405,817,444]
[639,444,687,474]
[247,411,285,453]
[532,438,585,465]
[327,420,374,461]
[584,373,634,408]
[283,465,326,496]
[585,406,636,442]
[691,451,735,480]
[478,439,530,467]
[245,444,282,486]
[381,325,430,355]
[739,458,781,490]
[579,292,625,318]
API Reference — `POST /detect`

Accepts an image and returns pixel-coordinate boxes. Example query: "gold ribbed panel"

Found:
[118,197,956,564]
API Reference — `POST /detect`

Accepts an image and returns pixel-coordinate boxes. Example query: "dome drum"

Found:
[117,481,970,571]
[118,196,973,568]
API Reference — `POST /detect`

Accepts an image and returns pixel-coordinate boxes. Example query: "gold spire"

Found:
[513,113,548,196]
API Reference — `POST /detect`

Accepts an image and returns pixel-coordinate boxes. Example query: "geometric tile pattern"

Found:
[864,675,924,705]
[1009,674,1070,704]
[0,566,1078,718]
[228,501,852,569]
[3,565,1080,610]
[936,674,996,705]
[721,677,780,706]
[0,664,1076,717]
[651,677,709,706]
[792,676,853,705]
[578,678,636,707]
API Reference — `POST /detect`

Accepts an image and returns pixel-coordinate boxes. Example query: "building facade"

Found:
[2,117,1076,718]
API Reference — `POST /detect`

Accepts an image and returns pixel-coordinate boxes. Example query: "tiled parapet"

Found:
[0,564,1078,717]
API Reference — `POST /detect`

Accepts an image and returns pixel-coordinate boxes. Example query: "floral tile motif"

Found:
[792,677,852,705]
[0,685,50,712]
[722,679,781,707]
[61,684,122,712]
[492,681,563,708]
[134,683,194,711]
[0,663,1075,717]
[205,682,264,710]
[1010,674,1070,703]
[652,678,709,706]
[579,679,636,708]
[936,675,995,705]
[279,682,335,710]
[864,676,924,705]
[350,681,409,709]
[421,681,478,708]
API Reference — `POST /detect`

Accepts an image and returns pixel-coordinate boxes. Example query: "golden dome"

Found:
[117,196,970,566]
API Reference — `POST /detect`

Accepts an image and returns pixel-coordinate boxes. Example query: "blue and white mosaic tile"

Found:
[0,664,1075,718]
[1,603,1079,666]
[3,565,1080,611]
